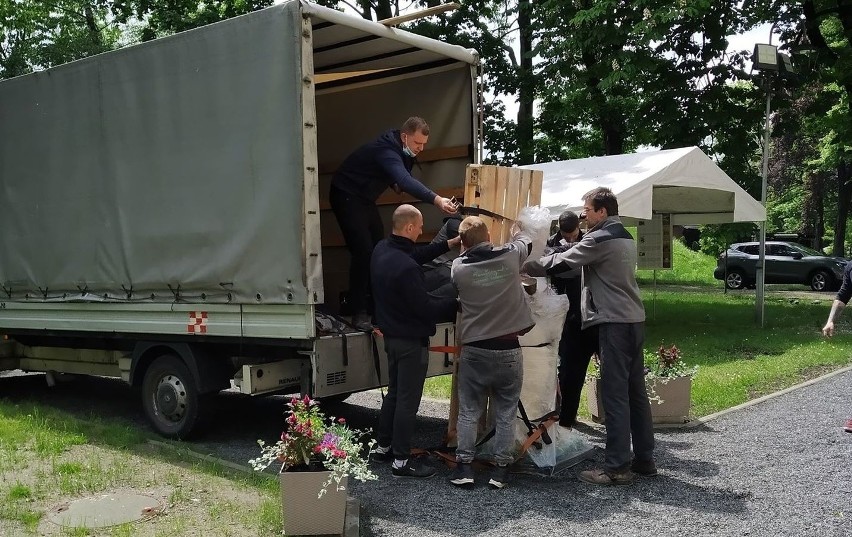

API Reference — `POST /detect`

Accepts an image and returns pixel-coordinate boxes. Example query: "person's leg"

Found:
[597,323,634,473]
[559,323,598,426]
[329,186,376,316]
[455,347,490,464]
[626,322,654,462]
[376,338,400,451]
[489,347,524,467]
[386,337,430,460]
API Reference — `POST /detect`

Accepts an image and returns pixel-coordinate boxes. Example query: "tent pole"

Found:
[653,270,657,320]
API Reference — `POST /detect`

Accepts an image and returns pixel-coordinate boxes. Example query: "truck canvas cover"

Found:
[0,3,312,305]
[1,1,481,308]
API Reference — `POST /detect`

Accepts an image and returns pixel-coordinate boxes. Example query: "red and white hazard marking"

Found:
[188,311,208,334]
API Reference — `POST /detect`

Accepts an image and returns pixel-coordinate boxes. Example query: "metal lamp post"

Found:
[751,43,794,327]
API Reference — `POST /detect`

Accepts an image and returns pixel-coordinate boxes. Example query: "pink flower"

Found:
[337,418,346,424]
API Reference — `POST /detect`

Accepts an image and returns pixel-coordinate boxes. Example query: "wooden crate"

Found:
[462,165,543,245]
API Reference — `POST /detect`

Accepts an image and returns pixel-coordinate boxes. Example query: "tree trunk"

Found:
[83,3,101,47]
[373,0,394,20]
[516,0,534,165]
[833,161,852,256]
[803,172,826,249]
[601,115,624,155]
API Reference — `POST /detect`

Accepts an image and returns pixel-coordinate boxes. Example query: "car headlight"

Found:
[835,261,846,269]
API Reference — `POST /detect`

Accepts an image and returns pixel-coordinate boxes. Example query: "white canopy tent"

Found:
[522,146,765,225]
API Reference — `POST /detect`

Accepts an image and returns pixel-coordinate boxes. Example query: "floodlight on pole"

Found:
[751,43,781,329]
[753,44,780,71]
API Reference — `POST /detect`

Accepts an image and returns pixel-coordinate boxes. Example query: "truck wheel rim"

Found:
[154,374,186,422]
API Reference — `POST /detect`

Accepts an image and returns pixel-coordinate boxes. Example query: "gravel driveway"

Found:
[1,368,849,536]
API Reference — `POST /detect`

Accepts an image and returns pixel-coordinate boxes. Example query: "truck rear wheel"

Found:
[142,354,204,439]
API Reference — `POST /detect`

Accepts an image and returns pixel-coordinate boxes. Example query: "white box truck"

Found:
[0,1,479,437]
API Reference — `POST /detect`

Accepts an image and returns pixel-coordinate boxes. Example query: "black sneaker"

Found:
[631,459,658,477]
[488,465,510,489]
[391,459,436,478]
[449,462,475,488]
[369,445,393,463]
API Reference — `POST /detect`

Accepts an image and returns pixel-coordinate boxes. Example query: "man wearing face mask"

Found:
[330,117,458,331]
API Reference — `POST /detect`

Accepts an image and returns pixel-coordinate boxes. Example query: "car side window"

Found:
[739,245,759,255]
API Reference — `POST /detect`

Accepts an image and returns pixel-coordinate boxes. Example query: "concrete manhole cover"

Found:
[47,492,161,528]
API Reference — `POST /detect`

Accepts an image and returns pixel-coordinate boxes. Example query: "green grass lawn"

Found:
[636,239,718,286]
[424,240,852,419]
[0,402,280,536]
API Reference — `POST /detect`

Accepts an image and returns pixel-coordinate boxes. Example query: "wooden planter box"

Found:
[279,470,347,535]
[586,376,692,424]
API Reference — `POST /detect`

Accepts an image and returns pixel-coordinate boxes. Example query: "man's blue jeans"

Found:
[456,346,524,466]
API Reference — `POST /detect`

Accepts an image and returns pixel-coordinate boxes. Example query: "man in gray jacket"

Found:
[524,187,655,485]
[448,216,535,490]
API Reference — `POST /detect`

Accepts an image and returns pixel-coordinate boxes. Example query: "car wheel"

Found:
[810,270,832,292]
[725,269,746,290]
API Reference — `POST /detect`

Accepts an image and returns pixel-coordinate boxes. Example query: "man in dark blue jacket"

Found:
[331,117,458,330]
[545,210,599,428]
[370,204,459,478]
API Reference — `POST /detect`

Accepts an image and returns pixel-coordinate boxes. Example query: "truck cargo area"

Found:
[0,1,478,437]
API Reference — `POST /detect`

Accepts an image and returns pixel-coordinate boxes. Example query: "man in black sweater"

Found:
[331,117,458,329]
[370,204,459,478]
[546,210,599,428]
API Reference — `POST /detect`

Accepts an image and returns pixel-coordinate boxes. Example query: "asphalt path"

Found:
[1,369,849,536]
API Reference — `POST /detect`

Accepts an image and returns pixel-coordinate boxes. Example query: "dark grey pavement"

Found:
[348,368,852,537]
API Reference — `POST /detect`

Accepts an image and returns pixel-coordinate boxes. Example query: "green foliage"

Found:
[0,0,273,78]
[767,183,806,233]
[534,0,762,161]
[128,0,273,41]
[0,0,119,78]
[698,222,757,257]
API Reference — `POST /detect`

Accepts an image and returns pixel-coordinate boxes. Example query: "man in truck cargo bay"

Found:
[330,116,459,331]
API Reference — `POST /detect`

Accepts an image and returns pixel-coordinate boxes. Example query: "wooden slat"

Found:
[318,144,470,176]
[463,165,481,211]
[529,171,543,206]
[493,167,510,244]
[318,186,465,211]
[519,170,532,215]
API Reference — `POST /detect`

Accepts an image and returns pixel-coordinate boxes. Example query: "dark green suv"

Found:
[713,241,847,291]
